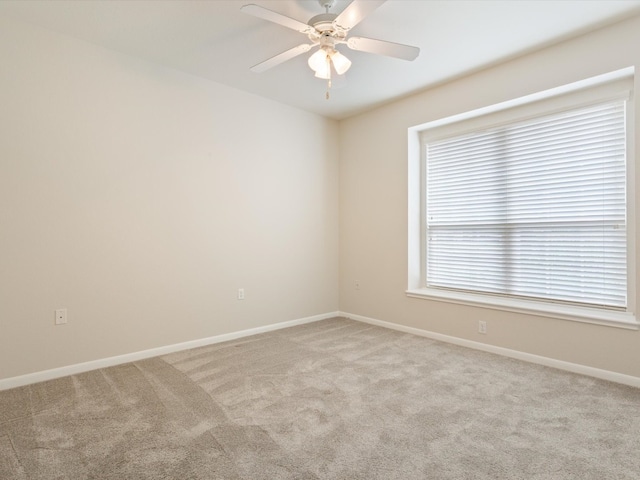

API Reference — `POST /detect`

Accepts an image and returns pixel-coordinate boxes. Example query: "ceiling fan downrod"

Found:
[318,0,336,13]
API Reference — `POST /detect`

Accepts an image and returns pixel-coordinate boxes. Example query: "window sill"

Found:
[406,288,638,330]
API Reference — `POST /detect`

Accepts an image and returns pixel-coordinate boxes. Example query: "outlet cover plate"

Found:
[55,308,68,325]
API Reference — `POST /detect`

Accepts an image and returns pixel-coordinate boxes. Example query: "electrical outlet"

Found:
[237,288,245,300]
[55,308,68,325]
[478,320,487,334]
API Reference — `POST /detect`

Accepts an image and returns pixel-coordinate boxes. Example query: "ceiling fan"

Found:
[241,0,420,97]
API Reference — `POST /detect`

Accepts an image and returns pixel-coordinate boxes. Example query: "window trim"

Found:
[407,67,638,330]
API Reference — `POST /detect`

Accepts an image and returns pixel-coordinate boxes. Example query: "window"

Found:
[408,69,636,329]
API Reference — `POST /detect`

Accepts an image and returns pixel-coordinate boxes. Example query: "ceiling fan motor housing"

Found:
[308,13,338,32]
[308,12,346,47]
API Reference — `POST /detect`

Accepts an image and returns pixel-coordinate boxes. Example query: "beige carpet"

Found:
[1,317,639,479]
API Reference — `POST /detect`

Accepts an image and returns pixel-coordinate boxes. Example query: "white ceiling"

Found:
[1,0,640,119]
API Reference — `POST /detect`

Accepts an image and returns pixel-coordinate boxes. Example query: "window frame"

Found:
[407,68,638,330]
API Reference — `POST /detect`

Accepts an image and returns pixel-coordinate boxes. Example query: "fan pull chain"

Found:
[325,55,331,100]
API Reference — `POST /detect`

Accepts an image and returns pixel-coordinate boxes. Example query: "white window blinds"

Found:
[426,100,627,308]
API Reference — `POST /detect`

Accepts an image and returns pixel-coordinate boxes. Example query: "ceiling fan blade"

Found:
[347,36,420,61]
[334,0,386,31]
[250,44,314,73]
[241,4,314,34]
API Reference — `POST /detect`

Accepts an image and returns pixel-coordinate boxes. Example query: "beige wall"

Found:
[339,15,640,378]
[0,18,339,380]
[4,12,640,383]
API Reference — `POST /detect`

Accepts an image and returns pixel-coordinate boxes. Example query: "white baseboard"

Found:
[5,310,638,391]
[340,311,640,389]
[0,311,339,391]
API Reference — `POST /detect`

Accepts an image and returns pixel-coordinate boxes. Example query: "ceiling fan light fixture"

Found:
[314,70,330,80]
[308,48,351,79]
[330,50,351,75]
[309,50,332,79]
[308,48,328,75]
